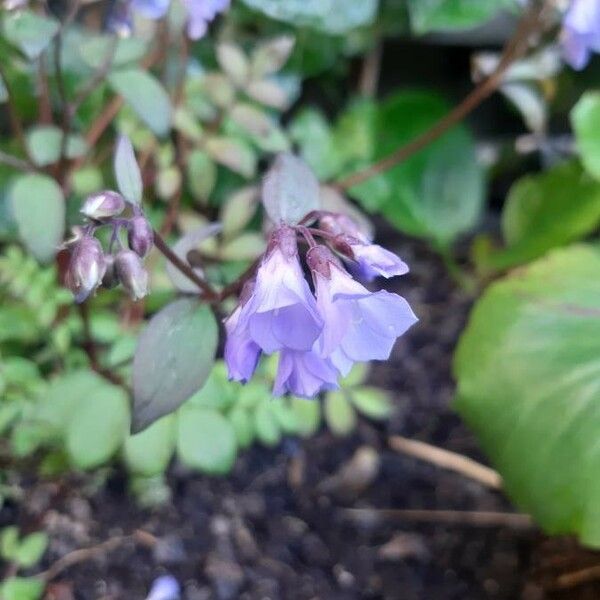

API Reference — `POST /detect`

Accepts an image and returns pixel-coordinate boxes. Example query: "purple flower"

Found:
[115,249,149,300]
[66,235,106,303]
[224,282,261,382]
[132,0,170,19]
[81,191,126,220]
[561,0,600,70]
[273,348,339,398]
[146,575,180,600]
[308,246,417,376]
[128,215,154,258]
[183,0,230,40]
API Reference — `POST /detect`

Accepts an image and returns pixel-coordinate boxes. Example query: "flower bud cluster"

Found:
[224,213,418,399]
[66,190,153,303]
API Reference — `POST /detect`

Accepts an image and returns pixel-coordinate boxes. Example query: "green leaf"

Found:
[325,391,356,436]
[114,135,143,205]
[108,69,172,136]
[132,299,218,433]
[454,244,600,547]
[239,0,378,33]
[205,136,257,178]
[0,527,19,560]
[228,407,255,448]
[79,35,148,69]
[571,91,600,181]
[291,397,321,438]
[350,387,393,420]
[26,126,87,167]
[66,383,130,470]
[350,91,484,247]
[177,407,237,475]
[0,577,44,600]
[254,400,282,447]
[0,77,8,103]
[187,150,217,203]
[10,174,65,263]
[3,10,59,60]
[407,0,517,34]
[486,162,600,270]
[14,532,48,569]
[124,414,176,477]
[187,366,235,411]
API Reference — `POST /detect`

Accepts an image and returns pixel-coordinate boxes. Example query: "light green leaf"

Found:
[571,91,600,181]
[26,125,87,167]
[407,0,517,34]
[132,299,218,432]
[254,400,282,447]
[239,0,378,33]
[205,136,257,178]
[228,407,255,448]
[187,150,217,203]
[454,244,600,547]
[291,397,321,438]
[109,69,172,136]
[114,135,143,204]
[79,35,148,69]
[485,161,600,270]
[3,10,59,60]
[177,407,237,475]
[124,414,176,477]
[325,391,356,436]
[350,91,484,247]
[14,532,48,569]
[0,577,44,600]
[10,174,65,263]
[66,382,130,470]
[350,387,393,420]
[0,527,19,560]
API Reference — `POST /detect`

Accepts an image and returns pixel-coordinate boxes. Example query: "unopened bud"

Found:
[81,191,126,220]
[128,216,154,258]
[67,236,106,303]
[319,212,367,242]
[306,245,335,278]
[115,250,149,301]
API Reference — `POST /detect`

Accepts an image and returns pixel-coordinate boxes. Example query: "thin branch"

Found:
[0,62,29,158]
[335,2,549,191]
[388,435,502,490]
[554,564,600,590]
[153,229,220,301]
[37,56,53,124]
[0,150,33,171]
[340,507,534,529]
[358,39,383,98]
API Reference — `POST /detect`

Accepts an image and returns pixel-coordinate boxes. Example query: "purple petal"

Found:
[350,243,409,281]
[132,0,170,19]
[224,305,261,383]
[273,349,339,398]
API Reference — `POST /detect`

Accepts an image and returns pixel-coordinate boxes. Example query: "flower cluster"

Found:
[224,213,417,398]
[66,191,154,303]
[561,0,600,70]
[109,0,230,40]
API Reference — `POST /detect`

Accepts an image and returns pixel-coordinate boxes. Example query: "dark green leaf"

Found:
[132,299,218,432]
[10,174,65,263]
[454,244,600,547]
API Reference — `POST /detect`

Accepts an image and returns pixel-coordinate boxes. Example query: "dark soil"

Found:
[3,235,598,599]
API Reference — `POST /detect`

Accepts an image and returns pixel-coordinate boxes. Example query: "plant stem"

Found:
[335,1,549,191]
[0,63,30,160]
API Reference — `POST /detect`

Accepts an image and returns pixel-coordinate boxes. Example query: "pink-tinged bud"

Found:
[81,191,126,220]
[306,245,336,278]
[115,250,149,301]
[128,216,154,258]
[319,212,368,242]
[66,236,106,303]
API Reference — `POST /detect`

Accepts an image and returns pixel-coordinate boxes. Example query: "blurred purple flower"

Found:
[308,246,417,376]
[115,249,149,300]
[561,0,600,70]
[132,0,170,19]
[146,575,180,600]
[67,235,106,303]
[273,348,339,398]
[183,0,230,39]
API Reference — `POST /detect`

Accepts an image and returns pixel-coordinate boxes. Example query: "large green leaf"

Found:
[177,407,237,475]
[132,299,218,432]
[108,69,172,136]
[66,382,130,470]
[2,10,59,60]
[26,126,88,167]
[239,0,378,33]
[407,0,517,34]
[350,91,484,247]
[483,162,600,270]
[10,174,65,263]
[454,245,600,547]
[123,414,176,476]
[571,92,600,181]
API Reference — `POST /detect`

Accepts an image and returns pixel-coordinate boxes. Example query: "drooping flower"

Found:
[273,348,339,398]
[320,212,409,281]
[307,245,418,376]
[561,0,600,70]
[115,249,149,300]
[66,235,106,303]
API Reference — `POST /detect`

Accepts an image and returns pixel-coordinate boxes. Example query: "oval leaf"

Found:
[123,414,176,476]
[455,244,600,547]
[114,135,143,204]
[10,174,65,263]
[572,91,600,181]
[3,10,59,60]
[132,299,218,432]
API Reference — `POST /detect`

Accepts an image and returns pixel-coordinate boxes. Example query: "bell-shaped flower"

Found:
[561,0,600,70]
[308,246,417,375]
[80,191,126,220]
[240,225,323,354]
[273,348,339,398]
[115,249,149,301]
[66,235,106,303]
[224,282,262,383]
